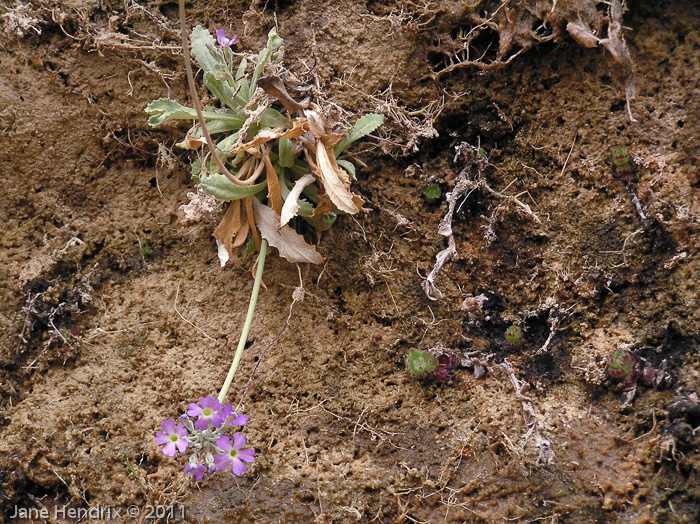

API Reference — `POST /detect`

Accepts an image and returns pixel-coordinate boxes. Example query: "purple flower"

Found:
[221,404,249,427]
[214,434,255,476]
[215,29,237,47]
[183,462,207,481]
[187,396,224,430]
[155,419,189,457]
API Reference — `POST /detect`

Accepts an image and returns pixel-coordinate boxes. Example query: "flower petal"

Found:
[216,434,232,452]
[161,442,177,457]
[230,457,247,476]
[187,403,202,417]
[175,423,188,438]
[200,396,223,411]
[184,463,206,481]
[238,448,256,463]
[214,453,231,471]
[193,418,210,430]
[175,438,189,454]
[232,432,246,450]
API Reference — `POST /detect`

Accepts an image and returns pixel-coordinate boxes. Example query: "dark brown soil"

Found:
[1,1,698,523]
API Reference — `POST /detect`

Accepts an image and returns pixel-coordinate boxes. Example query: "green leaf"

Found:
[203,72,248,111]
[278,137,294,167]
[200,173,268,201]
[267,27,284,53]
[321,212,337,231]
[245,237,258,254]
[251,28,284,93]
[251,48,270,94]
[301,179,319,204]
[335,114,385,155]
[302,212,337,231]
[289,162,312,177]
[145,98,196,126]
[336,159,356,179]
[235,58,248,81]
[271,48,284,64]
[296,199,314,217]
[217,131,241,151]
[191,159,202,178]
[190,26,226,76]
[260,107,289,128]
[145,98,245,127]
[205,119,246,135]
[237,77,251,102]
[421,183,441,204]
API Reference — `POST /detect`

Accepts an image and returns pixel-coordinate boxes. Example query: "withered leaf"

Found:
[304,109,327,138]
[213,200,242,267]
[258,76,309,115]
[280,174,315,227]
[184,126,206,150]
[315,141,361,214]
[322,133,344,150]
[252,198,323,264]
[229,119,307,154]
[310,197,336,219]
[261,149,285,215]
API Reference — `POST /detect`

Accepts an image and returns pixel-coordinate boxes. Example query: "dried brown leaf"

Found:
[184,126,206,149]
[311,197,336,219]
[213,200,242,267]
[229,119,307,154]
[261,149,285,215]
[280,174,315,227]
[315,141,361,214]
[304,109,327,138]
[322,133,344,150]
[245,196,261,251]
[252,198,323,264]
[258,76,309,114]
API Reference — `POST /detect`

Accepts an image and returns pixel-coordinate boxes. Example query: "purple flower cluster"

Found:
[155,396,255,480]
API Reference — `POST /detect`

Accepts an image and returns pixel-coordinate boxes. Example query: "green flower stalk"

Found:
[218,239,267,403]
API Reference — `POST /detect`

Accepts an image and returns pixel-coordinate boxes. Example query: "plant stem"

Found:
[178,0,245,186]
[218,239,268,403]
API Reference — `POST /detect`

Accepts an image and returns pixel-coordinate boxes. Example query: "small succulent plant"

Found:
[421,183,441,205]
[407,349,437,377]
[504,325,523,347]
[607,349,664,408]
[407,349,460,383]
[610,146,637,184]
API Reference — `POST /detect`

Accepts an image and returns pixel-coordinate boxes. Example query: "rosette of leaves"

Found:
[146,27,384,265]
[607,349,664,408]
